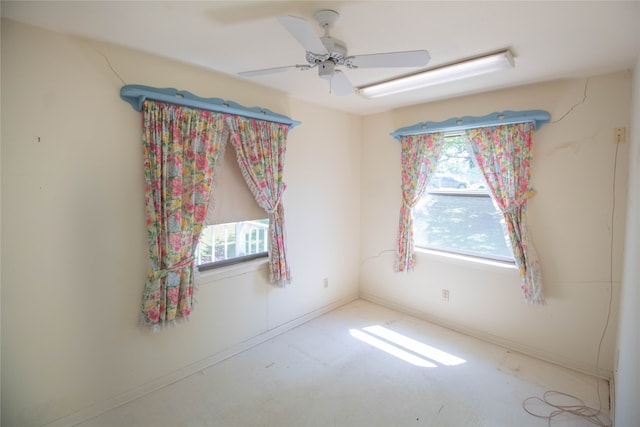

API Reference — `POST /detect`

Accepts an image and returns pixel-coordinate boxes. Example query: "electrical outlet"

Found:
[442,289,450,302]
[614,127,626,144]
[323,278,329,288]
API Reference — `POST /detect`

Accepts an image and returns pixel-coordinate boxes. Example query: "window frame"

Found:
[197,251,268,272]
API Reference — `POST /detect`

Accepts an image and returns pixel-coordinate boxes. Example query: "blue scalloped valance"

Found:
[120,85,301,128]
[391,110,550,140]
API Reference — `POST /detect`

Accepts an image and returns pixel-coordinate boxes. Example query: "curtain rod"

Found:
[390,110,550,140]
[120,85,301,128]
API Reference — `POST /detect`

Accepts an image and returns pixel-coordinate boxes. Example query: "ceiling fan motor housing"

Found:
[306,36,348,68]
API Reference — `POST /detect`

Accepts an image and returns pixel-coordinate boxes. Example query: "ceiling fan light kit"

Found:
[357,50,515,99]
[318,61,335,80]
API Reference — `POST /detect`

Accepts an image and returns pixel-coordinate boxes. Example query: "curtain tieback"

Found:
[267,192,284,215]
[151,256,195,281]
[502,190,536,214]
[401,197,416,210]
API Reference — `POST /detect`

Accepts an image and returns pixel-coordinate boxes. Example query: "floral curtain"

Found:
[140,100,227,330]
[395,132,445,272]
[465,122,544,304]
[227,116,292,286]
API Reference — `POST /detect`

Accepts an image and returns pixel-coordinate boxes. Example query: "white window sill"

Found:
[198,257,269,285]
[415,247,517,272]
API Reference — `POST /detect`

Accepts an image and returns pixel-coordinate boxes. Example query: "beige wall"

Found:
[0,20,361,427]
[360,72,631,377]
[614,53,640,425]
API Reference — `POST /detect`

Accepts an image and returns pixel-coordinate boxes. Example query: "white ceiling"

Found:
[2,1,639,116]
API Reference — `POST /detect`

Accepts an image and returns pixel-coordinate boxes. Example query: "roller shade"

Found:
[205,142,266,226]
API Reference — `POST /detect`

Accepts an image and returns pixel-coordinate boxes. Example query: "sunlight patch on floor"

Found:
[364,325,466,366]
[350,325,466,367]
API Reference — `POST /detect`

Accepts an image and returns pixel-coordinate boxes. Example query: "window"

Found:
[196,219,268,268]
[413,134,514,262]
[196,142,268,271]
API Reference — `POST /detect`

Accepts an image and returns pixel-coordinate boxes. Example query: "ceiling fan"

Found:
[238,9,430,96]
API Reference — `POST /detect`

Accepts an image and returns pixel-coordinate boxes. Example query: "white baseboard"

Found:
[44,293,359,427]
[360,292,613,381]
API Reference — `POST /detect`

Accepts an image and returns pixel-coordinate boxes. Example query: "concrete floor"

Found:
[78,300,611,427]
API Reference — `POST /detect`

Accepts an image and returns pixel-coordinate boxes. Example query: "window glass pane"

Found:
[414,194,513,260]
[196,219,268,266]
[428,135,487,190]
[414,135,513,262]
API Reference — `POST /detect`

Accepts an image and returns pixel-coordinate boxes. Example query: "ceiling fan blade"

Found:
[239,64,312,77]
[277,14,328,55]
[347,50,431,69]
[331,70,355,96]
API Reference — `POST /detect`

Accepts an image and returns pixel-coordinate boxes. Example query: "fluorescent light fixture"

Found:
[357,50,515,99]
